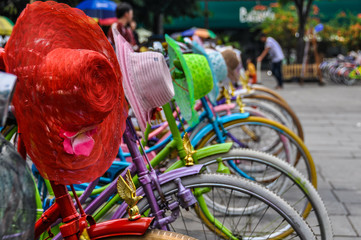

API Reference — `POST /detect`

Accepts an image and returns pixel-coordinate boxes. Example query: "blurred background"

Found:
[1,0,361,81]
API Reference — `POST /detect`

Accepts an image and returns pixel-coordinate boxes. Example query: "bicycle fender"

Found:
[190,122,214,146]
[193,143,233,161]
[88,217,154,239]
[160,165,204,183]
[219,112,250,123]
[190,112,249,146]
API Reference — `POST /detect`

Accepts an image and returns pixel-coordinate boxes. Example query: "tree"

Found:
[280,0,314,63]
[1,0,84,23]
[1,0,200,35]
[0,0,28,23]
[126,0,200,34]
[257,4,298,64]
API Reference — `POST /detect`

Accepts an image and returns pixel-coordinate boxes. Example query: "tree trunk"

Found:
[153,13,164,35]
[294,0,313,63]
[296,18,305,64]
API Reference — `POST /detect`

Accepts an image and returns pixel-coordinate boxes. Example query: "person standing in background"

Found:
[130,20,140,46]
[107,3,138,50]
[257,33,285,89]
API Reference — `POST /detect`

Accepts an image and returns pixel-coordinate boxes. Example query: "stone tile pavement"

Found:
[262,75,361,239]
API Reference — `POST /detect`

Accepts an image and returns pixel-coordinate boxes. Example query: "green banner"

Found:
[164,0,361,30]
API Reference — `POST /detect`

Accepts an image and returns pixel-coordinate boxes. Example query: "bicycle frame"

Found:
[13,136,154,240]
[82,103,232,222]
[82,105,241,240]
[120,99,248,159]
[29,96,293,238]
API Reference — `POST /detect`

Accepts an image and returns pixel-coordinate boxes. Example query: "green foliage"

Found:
[320,11,361,50]
[1,0,200,33]
[0,0,27,23]
[257,4,298,52]
[124,0,200,30]
[0,0,85,23]
[217,34,241,50]
[255,1,361,59]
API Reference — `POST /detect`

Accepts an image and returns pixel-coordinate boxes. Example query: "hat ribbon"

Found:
[60,126,98,156]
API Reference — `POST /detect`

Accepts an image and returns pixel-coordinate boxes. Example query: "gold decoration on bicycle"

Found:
[183,132,196,166]
[240,76,252,93]
[236,95,245,113]
[229,82,236,97]
[222,87,232,104]
[117,169,143,220]
[79,229,90,240]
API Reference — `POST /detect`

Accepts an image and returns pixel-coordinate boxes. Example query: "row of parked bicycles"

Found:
[0,1,333,239]
[320,51,361,85]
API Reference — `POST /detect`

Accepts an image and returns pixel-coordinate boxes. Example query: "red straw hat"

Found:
[4,1,128,185]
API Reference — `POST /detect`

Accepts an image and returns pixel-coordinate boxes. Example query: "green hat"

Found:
[184,54,213,100]
[165,34,213,127]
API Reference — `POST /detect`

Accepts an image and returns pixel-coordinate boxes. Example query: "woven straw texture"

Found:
[4,1,128,185]
[165,34,199,127]
[183,54,213,100]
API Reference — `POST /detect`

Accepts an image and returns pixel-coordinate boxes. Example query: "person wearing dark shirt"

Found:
[107,3,137,49]
[130,20,140,46]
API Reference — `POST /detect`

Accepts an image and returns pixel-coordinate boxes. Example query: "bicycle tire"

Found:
[341,67,357,86]
[243,99,293,129]
[196,148,332,239]
[101,230,197,239]
[195,117,310,169]
[130,173,316,239]
[244,94,304,141]
[252,85,290,106]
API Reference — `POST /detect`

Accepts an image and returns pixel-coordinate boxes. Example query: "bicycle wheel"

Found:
[341,67,357,86]
[243,99,293,129]
[244,94,304,141]
[102,230,197,239]
[195,117,309,169]
[252,85,289,106]
[196,148,332,239]
[128,174,316,239]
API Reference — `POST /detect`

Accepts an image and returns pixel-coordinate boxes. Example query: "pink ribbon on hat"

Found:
[60,127,97,156]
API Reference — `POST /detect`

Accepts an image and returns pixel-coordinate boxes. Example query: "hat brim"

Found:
[165,34,199,126]
[191,41,219,104]
[113,27,151,132]
[6,1,127,185]
[228,67,240,83]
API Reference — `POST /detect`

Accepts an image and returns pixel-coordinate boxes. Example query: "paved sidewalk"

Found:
[262,76,361,239]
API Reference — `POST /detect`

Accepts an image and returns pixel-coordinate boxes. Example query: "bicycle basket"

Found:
[0,136,36,240]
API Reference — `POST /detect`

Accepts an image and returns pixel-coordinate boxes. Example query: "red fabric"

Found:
[0,48,5,71]
[4,1,128,185]
[249,74,257,84]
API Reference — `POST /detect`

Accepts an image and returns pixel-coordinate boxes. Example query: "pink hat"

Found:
[113,27,174,132]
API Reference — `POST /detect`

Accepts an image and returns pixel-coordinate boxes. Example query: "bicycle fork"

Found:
[122,118,198,230]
